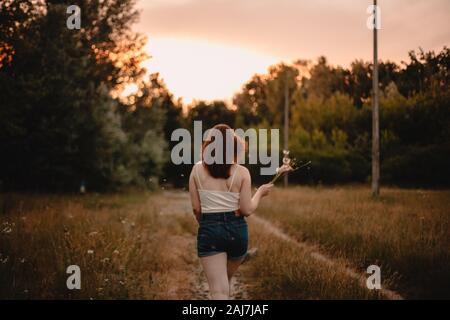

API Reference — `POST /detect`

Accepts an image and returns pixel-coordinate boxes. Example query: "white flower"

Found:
[276,164,293,175]
[282,149,291,166]
[270,151,310,184]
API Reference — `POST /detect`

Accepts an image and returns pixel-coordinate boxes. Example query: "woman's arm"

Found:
[189,165,201,222]
[239,167,273,216]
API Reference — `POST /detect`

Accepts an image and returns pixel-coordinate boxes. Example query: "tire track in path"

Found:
[159,191,404,300]
[249,215,404,300]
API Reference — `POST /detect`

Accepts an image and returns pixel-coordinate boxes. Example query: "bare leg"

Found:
[227,256,245,281]
[200,253,229,300]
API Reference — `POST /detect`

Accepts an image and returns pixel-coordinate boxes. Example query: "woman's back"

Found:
[193,162,243,213]
[188,123,273,300]
[189,123,273,219]
[194,161,242,193]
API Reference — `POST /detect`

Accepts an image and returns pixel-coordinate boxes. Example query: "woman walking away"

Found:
[189,124,273,300]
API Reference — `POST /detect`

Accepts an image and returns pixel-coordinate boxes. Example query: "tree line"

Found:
[1,0,448,191]
[230,51,450,186]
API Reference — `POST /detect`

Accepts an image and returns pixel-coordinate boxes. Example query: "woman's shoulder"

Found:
[190,161,203,176]
[193,161,203,169]
[234,164,250,177]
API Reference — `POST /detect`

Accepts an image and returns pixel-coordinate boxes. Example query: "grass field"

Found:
[0,192,198,299]
[254,186,450,299]
[0,186,449,299]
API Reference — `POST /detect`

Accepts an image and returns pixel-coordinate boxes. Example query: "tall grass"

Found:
[0,192,197,299]
[255,186,450,299]
[245,222,382,299]
[1,187,448,299]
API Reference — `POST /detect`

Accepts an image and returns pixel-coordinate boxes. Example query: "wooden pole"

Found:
[284,69,289,188]
[372,0,380,196]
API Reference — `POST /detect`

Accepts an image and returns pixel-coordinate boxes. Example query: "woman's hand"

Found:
[235,183,273,217]
[257,183,273,197]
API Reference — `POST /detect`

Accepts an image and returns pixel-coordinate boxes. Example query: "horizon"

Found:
[133,0,450,104]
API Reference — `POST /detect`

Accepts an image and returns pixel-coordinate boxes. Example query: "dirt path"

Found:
[158,191,249,300]
[158,190,403,300]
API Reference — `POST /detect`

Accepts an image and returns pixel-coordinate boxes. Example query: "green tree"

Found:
[0,0,161,191]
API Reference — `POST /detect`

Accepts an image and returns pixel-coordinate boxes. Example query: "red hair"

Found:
[201,124,244,179]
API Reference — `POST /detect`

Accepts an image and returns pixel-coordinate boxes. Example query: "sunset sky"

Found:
[134,0,450,104]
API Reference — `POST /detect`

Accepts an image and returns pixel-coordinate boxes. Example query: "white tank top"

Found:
[195,163,240,213]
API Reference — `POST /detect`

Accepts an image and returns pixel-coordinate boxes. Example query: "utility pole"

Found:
[372,0,380,196]
[284,69,289,188]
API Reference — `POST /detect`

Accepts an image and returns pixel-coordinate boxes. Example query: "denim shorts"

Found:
[197,211,248,260]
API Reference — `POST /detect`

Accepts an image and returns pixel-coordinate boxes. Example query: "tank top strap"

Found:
[228,165,238,192]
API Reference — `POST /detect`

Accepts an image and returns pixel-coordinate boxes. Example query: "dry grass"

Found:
[1,186,448,300]
[254,186,450,299]
[245,221,382,299]
[0,192,198,299]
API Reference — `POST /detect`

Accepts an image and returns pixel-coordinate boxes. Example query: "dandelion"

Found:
[89,231,98,236]
[20,258,26,263]
[270,150,311,184]
[102,257,110,263]
[87,250,94,255]
[282,150,291,165]
[113,250,120,255]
